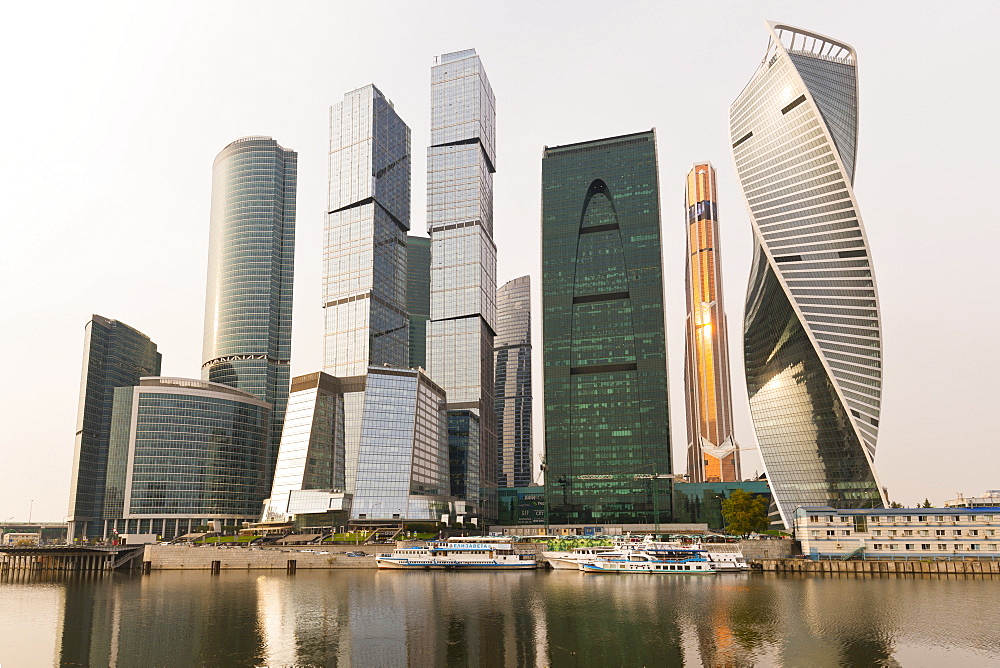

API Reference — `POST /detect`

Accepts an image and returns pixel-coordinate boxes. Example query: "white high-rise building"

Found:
[425,49,498,521]
[731,22,886,528]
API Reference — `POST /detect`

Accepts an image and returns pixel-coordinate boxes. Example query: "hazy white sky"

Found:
[2,1,997,521]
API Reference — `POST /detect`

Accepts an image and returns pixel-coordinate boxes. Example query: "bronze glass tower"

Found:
[684,163,741,483]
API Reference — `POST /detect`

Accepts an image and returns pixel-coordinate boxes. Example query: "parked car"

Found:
[345,551,367,557]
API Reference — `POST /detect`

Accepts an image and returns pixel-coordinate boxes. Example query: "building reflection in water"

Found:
[4,570,994,666]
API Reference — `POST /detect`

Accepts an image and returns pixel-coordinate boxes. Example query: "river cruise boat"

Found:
[580,549,715,574]
[542,545,620,570]
[376,541,537,570]
[644,542,750,572]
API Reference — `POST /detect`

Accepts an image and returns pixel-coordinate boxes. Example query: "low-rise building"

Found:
[795,507,1000,559]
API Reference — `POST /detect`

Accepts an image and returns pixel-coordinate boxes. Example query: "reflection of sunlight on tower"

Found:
[256,575,298,665]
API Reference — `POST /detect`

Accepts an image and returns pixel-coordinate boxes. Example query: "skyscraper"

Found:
[425,49,498,521]
[67,315,161,540]
[202,136,296,476]
[495,275,533,488]
[323,84,411,496]
[541,130,672,525]
[683,163,741,483]
[406,235,431,369]
[731,22,885,528]
[323,85,410,377]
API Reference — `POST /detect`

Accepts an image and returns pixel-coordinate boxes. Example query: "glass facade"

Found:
[406,235,431,368]
[425,49,498,521]
[103,378,271,529]
[683,164,741,483]
[731,23,885,528]
[201,136,296,480]
[67,315,161,540]
[262,372,350,522]
[671,481,772,531]
[352,368,451,521]
[323,85,410,377]
[541,131,672,525]
[495,275,533,488]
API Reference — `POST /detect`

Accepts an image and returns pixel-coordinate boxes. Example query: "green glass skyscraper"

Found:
[407,235,431,369]
[541,130,672,525]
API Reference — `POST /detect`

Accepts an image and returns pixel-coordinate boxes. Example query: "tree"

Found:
[889,501,903,508]
[921,498,933,508]
[721,489,770,538]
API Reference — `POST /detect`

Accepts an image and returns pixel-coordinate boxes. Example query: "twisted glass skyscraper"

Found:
[202,136,296,475]
[425,49,498,520]
[495,275,533,489]
[684,163,741,483]
[731,23,885,527]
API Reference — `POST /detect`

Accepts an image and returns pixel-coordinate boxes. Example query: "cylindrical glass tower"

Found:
[202,136,296,479]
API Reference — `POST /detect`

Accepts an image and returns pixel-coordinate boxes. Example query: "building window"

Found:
[921,544,931,550]
[955,544,963,550]
[905,544,914,550]
[935,516,944,522]
[989,545,998,551]
[809,515,819,523]
[918,516,927,522]
[873,530,881,536]
[903,530,913,536]
[888,530,897,536]
[935,530,945,536]
[888,544,897,550]
[873,544,882,550]
[971,544,980,550]
[970,530,979,536]
[938,545,947,551]
[842,530,851,536]
[919,530,929,536]
[954,530,962,536]
[826,530,836,536]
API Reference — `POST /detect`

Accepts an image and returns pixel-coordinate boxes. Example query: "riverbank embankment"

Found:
[143,545,377,570]
[755,558,1000,575]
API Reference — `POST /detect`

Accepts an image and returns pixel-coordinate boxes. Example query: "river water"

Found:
[1,569,998,667]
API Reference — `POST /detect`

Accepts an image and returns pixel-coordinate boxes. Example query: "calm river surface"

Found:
[2,569,999,667]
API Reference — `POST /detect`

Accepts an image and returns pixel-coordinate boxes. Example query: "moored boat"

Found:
[542,545,619,570]
[580,549,715,574]
[376,541,537,570]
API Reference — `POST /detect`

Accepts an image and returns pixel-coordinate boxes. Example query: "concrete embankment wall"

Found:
[143,545,377,570]
[739,540,797,560]
[756,558,1000,575]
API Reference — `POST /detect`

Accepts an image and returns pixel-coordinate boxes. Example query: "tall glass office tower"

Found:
[425,49,498,520]
[324,85,410,376]
[684,163,741,483]
[407,235,431,369]
[541,131,672,525]
[495,275,533,488]
[731,22,885,528]
[67,315,161,540]
[202,136,296,478]
[322,85,411,495]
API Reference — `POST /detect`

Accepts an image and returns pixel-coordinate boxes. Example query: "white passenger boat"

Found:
[542,545,619,570]
[644,541,750,572]
[580,549,715,574]
[376,542,537,570]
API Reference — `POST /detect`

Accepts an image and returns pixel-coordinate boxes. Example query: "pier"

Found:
[754,557,1000,575]
[0,545,145,572]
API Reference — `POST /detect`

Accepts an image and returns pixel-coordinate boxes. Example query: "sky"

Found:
[2,1,998,522]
